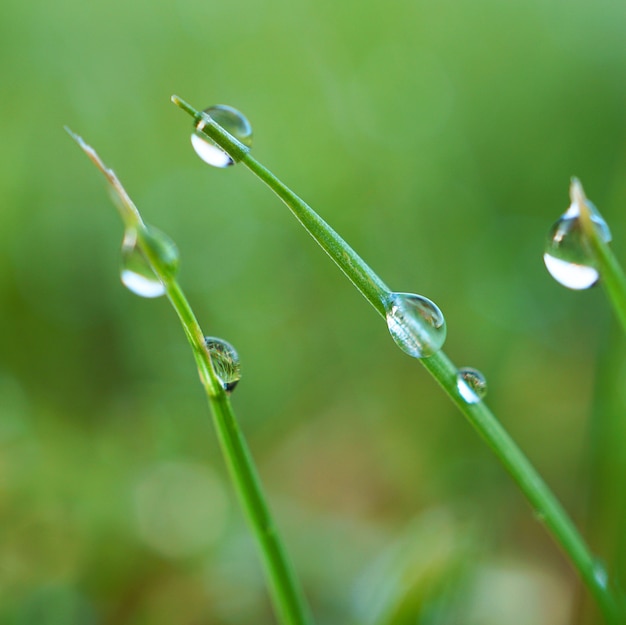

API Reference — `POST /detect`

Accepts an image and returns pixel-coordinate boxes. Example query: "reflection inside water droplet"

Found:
[456,367,488,404]
[205,337,242,391]
[385,292,446,358]
[120,226,179,298]
[543,198,611,290]
[120,229,165,298]
[191,105,253,168]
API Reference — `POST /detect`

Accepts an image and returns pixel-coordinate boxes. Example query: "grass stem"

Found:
[68,129,314,625]
[573,178,626,337]
[172,97,624,624]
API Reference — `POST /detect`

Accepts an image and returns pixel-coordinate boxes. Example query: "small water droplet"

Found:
[204,337,241,392]
[456,367,488,404]
[385,292,446,358]
[191,105,253,168]
[120,225,179,298]
[593,560,608,589]
[543,198,611,290]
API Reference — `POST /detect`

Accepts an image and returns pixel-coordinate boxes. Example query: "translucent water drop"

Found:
[120,226,179,298]
[543,198,611,290]
[191,105,253,168]
[593,560,608,589]
[140,225,180,280]
[204,337,241,392]
[385,292,446,358]
[456,367,488,404]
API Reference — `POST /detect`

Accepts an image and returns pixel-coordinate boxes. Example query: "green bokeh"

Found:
[1,0,625,623]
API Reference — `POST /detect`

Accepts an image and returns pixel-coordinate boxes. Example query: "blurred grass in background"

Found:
[1,0,625,623]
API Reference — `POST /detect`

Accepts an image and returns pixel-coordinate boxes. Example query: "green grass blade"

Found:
[172,97,624,624]
[67,129,315,625]
[574,178,626,336]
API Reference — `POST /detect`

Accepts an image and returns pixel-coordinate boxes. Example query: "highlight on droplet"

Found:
[191,105,253,168]
[204,336,242,391]
[120,225,179,298]
[385,292,446,359]
[456,367,488,404]
[543,182,611,290]
[120,229,166,298]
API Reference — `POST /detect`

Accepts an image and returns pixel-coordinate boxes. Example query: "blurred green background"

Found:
[1,0,626,623]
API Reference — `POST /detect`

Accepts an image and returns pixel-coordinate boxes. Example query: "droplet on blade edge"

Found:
[191,105,253,168]
[385,292,446,359]
[204,337,241,391]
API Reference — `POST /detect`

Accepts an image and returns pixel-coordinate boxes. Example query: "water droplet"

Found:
[385,292,446,358]
[141,224,180,280]
[543,198,611,290]
[120,225,179,298]
[204,337,241,391]
[456,367,488,404]
[191,105,253,168]
[593,560,608,589]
